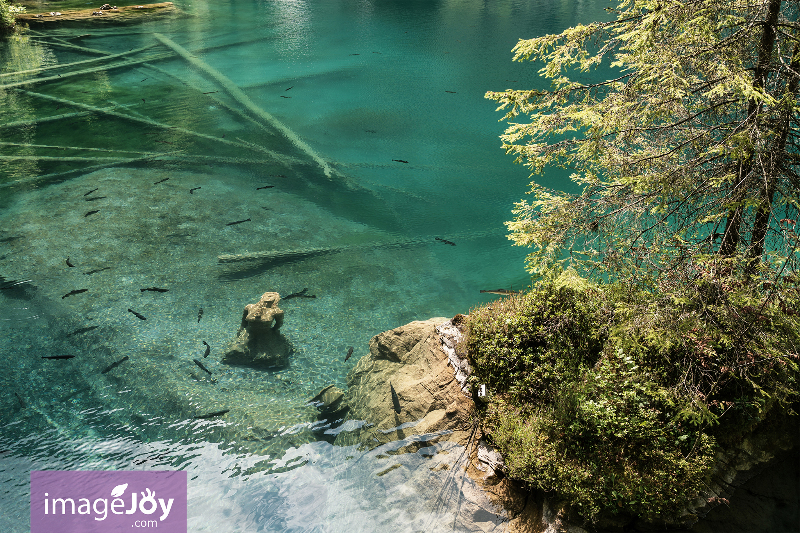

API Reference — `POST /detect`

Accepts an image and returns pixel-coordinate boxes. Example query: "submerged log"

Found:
[153,33,334,178]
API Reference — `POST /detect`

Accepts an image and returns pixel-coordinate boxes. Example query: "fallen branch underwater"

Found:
[218,230,497,264]
[0,44,157,79]
[153,33,335,178]
[15,89,291,163]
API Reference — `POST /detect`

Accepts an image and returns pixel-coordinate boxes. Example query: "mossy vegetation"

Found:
[462,275,800,522]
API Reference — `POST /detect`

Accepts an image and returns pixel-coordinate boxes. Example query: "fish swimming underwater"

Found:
[62,289,88,299]
[128,308,147,320]
[42,355,76,360]
[197,308,203,322]
[153,177,169,185]
[83,188,99,196]
[435,237,456,246]
[193,409,229,419]
[202,341,210,358]
[256,185,274,190]
[283,288,316,300]
[226,218,251,226]
[390,382,401,414]
[84,267,111,275]
[101,355,129,374]
[193,358,212,375]
[479,289,522,296]
[67,325,99,336]
[344,346,354,362]
[66,257,75,267]
[84,210,100,217]
[141,287,169,293]
[189,187,201,194]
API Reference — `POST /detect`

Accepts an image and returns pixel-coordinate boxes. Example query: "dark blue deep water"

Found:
[0,1,612,531]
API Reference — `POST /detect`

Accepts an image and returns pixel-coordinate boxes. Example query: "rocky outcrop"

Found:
[330,317,475,448]
[221,291,292,368]
[310,316,800,533]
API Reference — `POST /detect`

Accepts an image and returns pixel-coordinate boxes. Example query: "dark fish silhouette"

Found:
[101,355,129,374]
[154,177,169,184]
[0,278,32,290]
[66,257,75,267]
[189,187,201,194]
[42,355,75,360]
[435,237,456,246]
[0,235,21,243]
[84,267,111,275]
[226,218,251,226]
[128,308,147,320]
[202,341,210,358]
[285,86,293,91]
[193,409,229,419]
[141,287,169,293]
[345,346,354,362]
[283,288,316,300]
[62,289,88,299]
[256,185,275,190]
[479,288,521,296]
[84,210,99,217]
[83,188,99,196]
[193,358,212,375]
[84,196,106,202]
[15,392,26,409]
[390,382,401,414]
[392,159,409,164]
[280,95,291,98]
[197,308,203,322]
[202,91,218,94]
[270,174,287,178]
[67,325,99,336]
[445,90,457,93]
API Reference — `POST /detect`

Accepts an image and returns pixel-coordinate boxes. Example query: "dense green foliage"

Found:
[463,278,800,522]
[0,0,24,36]
[485,0,800,289]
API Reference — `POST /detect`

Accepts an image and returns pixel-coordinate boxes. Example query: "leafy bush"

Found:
[0,0,25,36]
[463,278,800,523]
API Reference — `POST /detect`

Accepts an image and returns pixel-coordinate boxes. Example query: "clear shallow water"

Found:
[0,1,610,531]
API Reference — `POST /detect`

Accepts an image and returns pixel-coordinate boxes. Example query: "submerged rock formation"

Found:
[221,291,292,368]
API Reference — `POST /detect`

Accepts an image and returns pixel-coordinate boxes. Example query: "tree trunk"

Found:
[718,0,783,260]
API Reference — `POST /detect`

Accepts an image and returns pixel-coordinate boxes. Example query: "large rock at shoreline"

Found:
[332,317,475,448]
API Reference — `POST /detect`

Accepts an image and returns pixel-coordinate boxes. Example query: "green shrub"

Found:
[0,0,25,36]
[464,279,800,523]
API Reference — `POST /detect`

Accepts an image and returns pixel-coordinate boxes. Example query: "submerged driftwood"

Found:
[218,230,495,264]
[153,33,334,178]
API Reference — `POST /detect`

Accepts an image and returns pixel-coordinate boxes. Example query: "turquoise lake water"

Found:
[0,1,612,531]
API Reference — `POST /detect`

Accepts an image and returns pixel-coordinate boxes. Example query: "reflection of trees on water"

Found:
[0,36,54,182]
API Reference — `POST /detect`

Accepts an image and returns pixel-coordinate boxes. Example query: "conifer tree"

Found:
[487,0,800,295]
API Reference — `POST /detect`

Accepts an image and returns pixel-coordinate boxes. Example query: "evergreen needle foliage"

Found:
[474,0,800,524]
[485,0,800,289]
